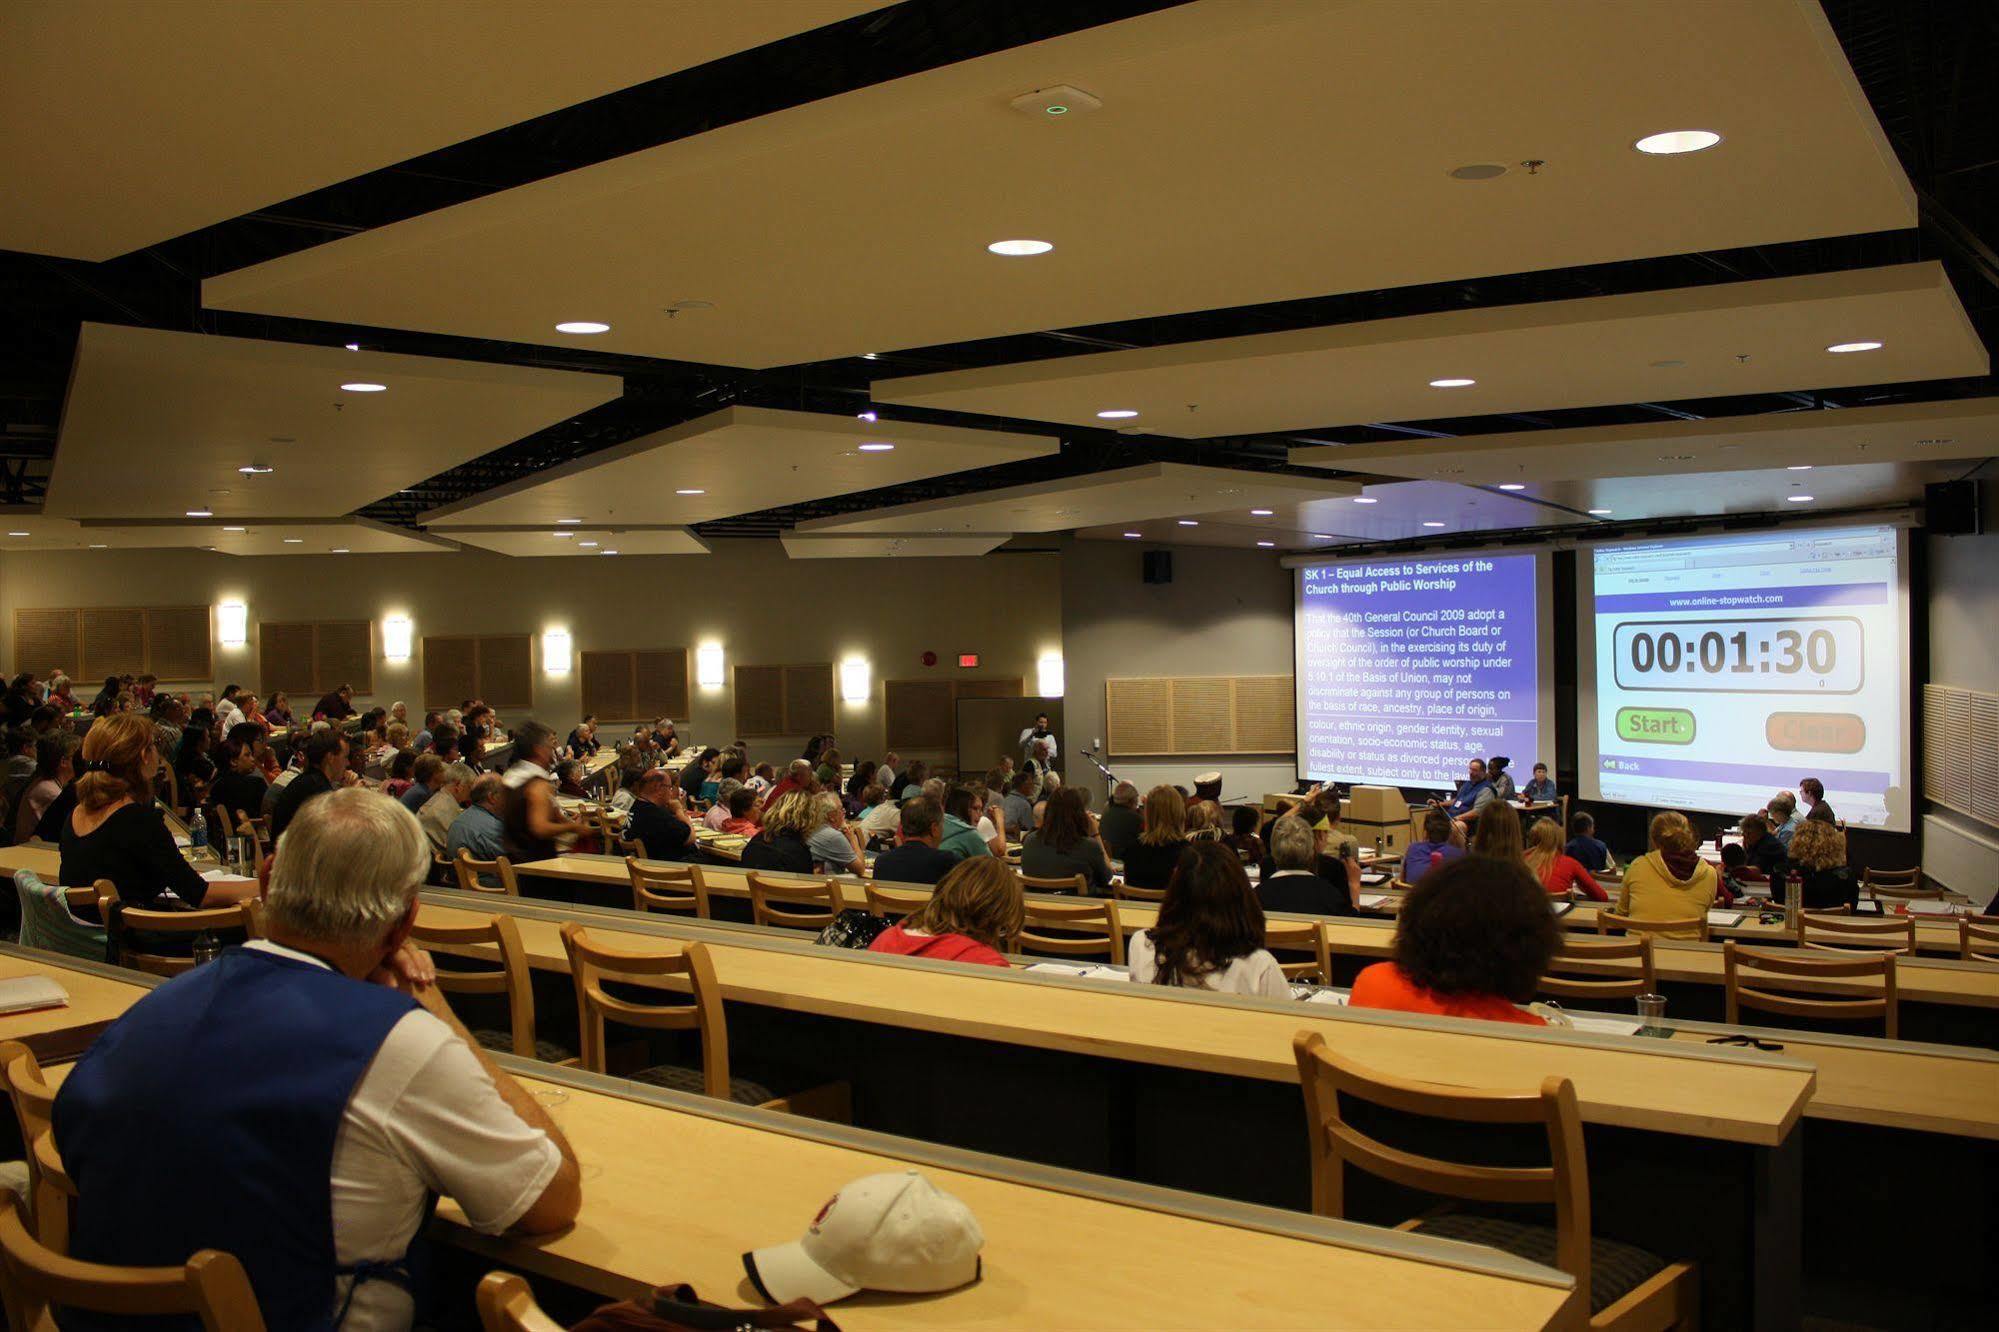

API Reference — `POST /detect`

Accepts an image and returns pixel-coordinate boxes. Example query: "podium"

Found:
[1344,785,1410,855]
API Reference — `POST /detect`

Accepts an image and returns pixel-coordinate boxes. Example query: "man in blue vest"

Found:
[53,787,581,1329]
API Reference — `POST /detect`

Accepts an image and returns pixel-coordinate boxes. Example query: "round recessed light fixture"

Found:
[1096,409,1139,420]
[555,321,611,335]
[1634,129,1721,155]
[858,441,896,452]
[1826,340,1883,354]
[1428,377,1477,389]
[1250,508,1274,516]
[343,343,360,352]
[340,382,386,393]
[1123,531,1142,538]
[1044,104,1068,116]
[557,517,583,524]
[987,239,1054,256]
[1422,521,1447,528]
[1497,483,1526,491]
[1787,464,1814,471]
[185,509,212,518]
[1588,508,1614,516]
[1177,519,1199,527]
[856,411,878,423]
[675,488,705,496]
[1447,162,1508,181]
[1352,496,1378,505]
[1256,540,1276,548]
[282,537,303,544]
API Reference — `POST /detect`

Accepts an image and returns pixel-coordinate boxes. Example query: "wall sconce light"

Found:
[543,629,573,675]
[382,615,412,662]
[217,602,247,648]
[840,658,871,704]
[1037,653,1065,698]
[697,643,725,689]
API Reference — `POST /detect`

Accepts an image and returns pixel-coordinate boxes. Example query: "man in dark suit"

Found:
[870,798,958,887]
[1257,813,1357,917]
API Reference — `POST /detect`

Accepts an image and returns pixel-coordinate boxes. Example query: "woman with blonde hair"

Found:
[1122,784,1190,891]
[739,789,821,875]
[1616,810,1718,937]
[868,857,1024,968]
[1185,799,1225,843]
[59,712,256,910]
[1522,817,1607,901]
[1779,819,1858,910]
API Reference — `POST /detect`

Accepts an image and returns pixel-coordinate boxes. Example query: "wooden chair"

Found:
[1292,1035,1696,1329]
[626,857,708,917]
[1595,909,1708,942]
[208,807,234,841]
[1111,878,1167,903]
[475,1271,564,1332]
[1264,919,1325,983]
[863,880,931,921]
[409,912,563,1062]
[558,924,846,1120]
[453,848,520,896]
[1019,872,1087,897]
[1960,914,1999,963]
[745,872,842,933]
[1014,897,1124,965]
[233,811,269,863]
[1540,935,1656,1003]
[1861,866,1938,900]
[99,892,249,979]
[0,1191,263,1332]
[238,898,265,940]
[1797,911,1915,955]
[1724,942,1898,1039]
[0,1044,69,1253]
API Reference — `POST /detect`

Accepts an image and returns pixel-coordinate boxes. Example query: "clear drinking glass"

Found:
[1635,993,1667,1033]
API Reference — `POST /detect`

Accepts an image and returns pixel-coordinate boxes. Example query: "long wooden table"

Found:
[0,952,151,1061]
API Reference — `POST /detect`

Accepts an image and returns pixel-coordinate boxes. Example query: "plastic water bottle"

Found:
[188,812,207,852]
[191,932,220,966]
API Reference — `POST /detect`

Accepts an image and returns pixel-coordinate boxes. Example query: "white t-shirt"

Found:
[1125,930,1289,999]
[242,942,561,1331]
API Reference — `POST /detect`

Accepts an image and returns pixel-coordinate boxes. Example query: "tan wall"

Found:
[0,542,1061,772]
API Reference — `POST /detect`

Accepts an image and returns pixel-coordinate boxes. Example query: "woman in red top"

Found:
[1522,817,1607,901]
[868,857,1024,969]
[1349,854,1560,1026]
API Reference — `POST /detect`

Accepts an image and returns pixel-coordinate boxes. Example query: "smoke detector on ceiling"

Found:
[1011,84,1102,118]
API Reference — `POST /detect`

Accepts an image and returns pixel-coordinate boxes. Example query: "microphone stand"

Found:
[1080,748,1120,788]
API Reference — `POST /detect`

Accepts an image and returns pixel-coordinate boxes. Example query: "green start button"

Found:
[1615,707,1696,745]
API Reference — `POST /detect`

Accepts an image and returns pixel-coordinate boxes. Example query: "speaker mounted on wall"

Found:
[1142,550,1173,584]
[1925,479,1984,536]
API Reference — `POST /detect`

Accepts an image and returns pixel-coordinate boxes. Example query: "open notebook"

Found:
[0,975,69,1016]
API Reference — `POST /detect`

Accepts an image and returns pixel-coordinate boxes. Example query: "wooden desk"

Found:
[452,1066,1574,1328]
[0,950,152,1061]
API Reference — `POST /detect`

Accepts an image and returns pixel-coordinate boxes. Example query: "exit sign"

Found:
[958,653,980,668]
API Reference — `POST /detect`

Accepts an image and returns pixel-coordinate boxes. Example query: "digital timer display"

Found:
[1611,617,1863,694]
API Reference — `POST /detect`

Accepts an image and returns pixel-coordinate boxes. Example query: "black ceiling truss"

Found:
[1,0,1993,541]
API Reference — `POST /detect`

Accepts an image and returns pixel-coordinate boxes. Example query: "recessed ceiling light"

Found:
[1497,483,1526,491]
[1786,464,1813,471]
[331,547,350,553]
[1312,533,1334,540]
[340,382,386,393]
[1658,454,1694,461]
[1123,531,1142,538]
[1250,508,1274,516]
[557,517,582,524]
[987,239,1053,256]
[1786,495,1814,503]
[856,411,878,423]
[675,488,705,496]
[1096,409,1139,420]
[222,526,246,533]
[185,509,212,518]
[1826,340,1883,354]
[551,531,572,538]
[1428,377,1476,389]
[237,465,273,475]
[578,541,599,548]
[88,543,107,549]
[1352,496,1378,505]
[555,321,611,335]
[1588,508,1614,516]
[343,343,359,352]
[282,537,303,543]
[6,531,27,538]
[858,442,896,452]
[860,353,879,360]
[1423,521,1448,528]
[1177,519,1199,527]
[1256,540,1276,548]
[1634,129,1722,155]
[601,549,620,556]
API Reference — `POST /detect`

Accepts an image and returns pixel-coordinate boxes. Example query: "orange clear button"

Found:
[1765,712,1865,754]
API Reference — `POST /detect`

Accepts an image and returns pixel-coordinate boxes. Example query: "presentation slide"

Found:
[1294,551,1551,788]
[1579,524,1911,832]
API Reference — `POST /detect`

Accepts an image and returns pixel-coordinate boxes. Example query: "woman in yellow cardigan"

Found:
[1616,810,1717,938]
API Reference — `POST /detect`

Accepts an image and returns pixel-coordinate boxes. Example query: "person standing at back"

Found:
[1128,841,1289,999]
[498,720,588,862]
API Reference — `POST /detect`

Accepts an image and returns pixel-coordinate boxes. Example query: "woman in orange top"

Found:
[1349,854,1561,1026]
[1522,817,1607,901]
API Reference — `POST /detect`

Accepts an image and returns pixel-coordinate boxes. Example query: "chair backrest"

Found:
[209,807,234,840]
[1539,934,1656,1001]
[863,880,931,920]
[745,871,842,932]
[1019,872,1087,896]
[239,897,266,940]
[1595,909,1708,942]
[558,923,730,1096]
[1723,941,1898,1039]
[1961,913,1999,963]
[233,812,267,862]
[409,912,538,1059]
[475,1270,566,1332]
[453,848,520,896]
[1797,910,1914,955]
[1111,878,1167,902]
[1263,919,1325,982]
[0,1191,265,1331]
[611,833,648,859]
[0,1043,69,1252]
[1861,866,1936,899]
[1015,897,1124,965]
[626,857,707,917]
[1291,1035,1593,1309]
[102,899,250,979]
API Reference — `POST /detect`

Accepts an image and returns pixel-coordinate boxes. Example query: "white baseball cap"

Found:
[744,1171,983,1306]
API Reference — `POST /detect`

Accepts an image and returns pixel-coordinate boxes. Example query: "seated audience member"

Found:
[765,758,814,808]
[313,682,356,721]
[1432,757,1496,827]
[47,674,77,712]
[209,738,269,827]
[1767,791,1803,848]
[1799,776,1836,825]
[1400,808,1464,885]
[1737,813,1790,895]
[856,784,900,838]
[1122,785,1192,891]
[1564,811,1615,874]
[61,714,255,910]
[843,758,877,808]
[871,798,958,886]
[1021,739,1054,798]
[1775,819,1860,910]
[2,674,35,727]
[1522,762,1557,803]
[1223,805,1265,865]
[1098,781,1142,861]
[1258,813,1356,917]
[498,720,589,861]
[555,759,591,800]
[174,725,217,810]
[53,788,579,1329]
[2,727,35,802]
[740,791,817,875]
[447,774,509,862]
[703,779,742,830]
[1350,855,1560,1025]
[420,762,476,853]
[213,683,244,728]
[1717,843,1754,903]
[28,703,62,739]
[263,690,293,728]
[566,715,600,758]
[1469,805,1524,861]
[1021,786,1113,892]
[716,786,760,836]
[1185,799,1225,842]
[412,710,440,753]
[88,675,121,717]
[428,724,461,768]
[813,746,843,790]
[869,856,1022,967]
[14,736,72,844]
[807,791,865,874]
[1129,841,1288,999]
[624,769,694,862]
[1617,810,1719,937]
[896,760,930,802]
[271,730,357,840]
[938,785,994,861]
[875,751,901,795]
[382,750,418,799]
[1486,756,1516,802]
[746,761,776,795]
[1522,817,1606,901]
[1002,768,1038,839]
[399,754,448,817]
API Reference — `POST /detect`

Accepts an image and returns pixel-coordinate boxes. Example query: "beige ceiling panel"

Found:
[779,533,1009,559]
[1072,479,1583,548]
[204,0,1912,368]
[421,406,1056,528]
[878,265,1983,436]
[46,324,620,521]
[0,515,454,555]
[1531,462,1957,523]
[1293,397,1999,485]
[446,527,712,558]
[798,463,1361,536]
[2,0,881,259]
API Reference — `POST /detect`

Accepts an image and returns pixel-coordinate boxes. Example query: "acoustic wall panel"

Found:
[1107,674,1297,756]
[12,610,79,679]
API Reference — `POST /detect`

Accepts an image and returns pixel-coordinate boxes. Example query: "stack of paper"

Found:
[0,975,68,1015]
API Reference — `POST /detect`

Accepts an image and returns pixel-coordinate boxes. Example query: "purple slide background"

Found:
[1299,554,1540,787]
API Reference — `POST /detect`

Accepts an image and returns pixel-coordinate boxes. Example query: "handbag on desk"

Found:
[572,1283,842,1332]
